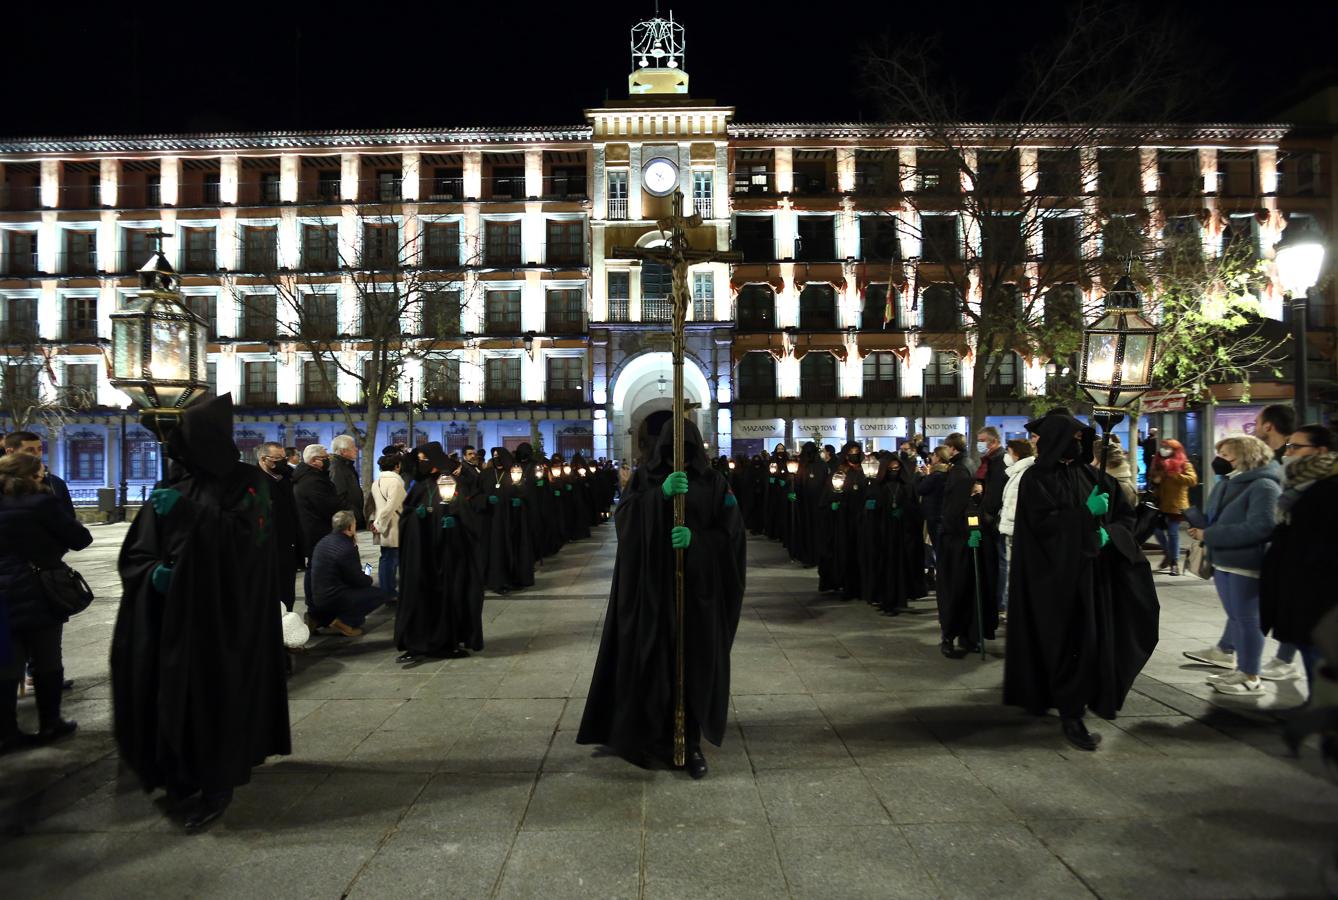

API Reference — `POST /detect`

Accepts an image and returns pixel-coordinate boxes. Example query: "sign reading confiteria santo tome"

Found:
[792,418,846,443]
[854,418,909,437]
[924,417,968,436]
[732,418,785,438]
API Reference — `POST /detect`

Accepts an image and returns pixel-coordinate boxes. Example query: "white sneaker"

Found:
[1259,658,1301,682]
[1212,671,1264,696]
[1183,646,1236,669]
[1205,670,1233,684]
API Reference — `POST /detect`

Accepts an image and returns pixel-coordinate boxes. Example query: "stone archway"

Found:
[610,350,712,464]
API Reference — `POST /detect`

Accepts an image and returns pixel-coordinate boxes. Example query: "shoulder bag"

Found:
[1184,481,1243,580]
[31,561,95,618]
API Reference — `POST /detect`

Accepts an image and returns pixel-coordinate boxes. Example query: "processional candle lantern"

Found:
[786,459,799,475]
[510,464,523,484]
[831,470,846,492]
[437,474,457,503]
[861,458,880,480]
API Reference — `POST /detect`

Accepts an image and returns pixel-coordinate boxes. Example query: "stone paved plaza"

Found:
[2,522,1335,899]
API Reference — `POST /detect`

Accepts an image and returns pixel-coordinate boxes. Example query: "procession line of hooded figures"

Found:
[106,395,1156,828]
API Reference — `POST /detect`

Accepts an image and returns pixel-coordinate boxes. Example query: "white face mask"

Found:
[1158,447,1173,458]
[976,441,990,455]
[1004,454,1016,470]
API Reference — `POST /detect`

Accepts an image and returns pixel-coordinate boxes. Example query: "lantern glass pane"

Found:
[1085,331,1118,387]
[150,319,190,384]
[1121,333,1153,385]
[112,317,143,379]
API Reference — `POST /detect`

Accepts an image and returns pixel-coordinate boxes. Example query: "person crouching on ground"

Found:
[308,511,393,637]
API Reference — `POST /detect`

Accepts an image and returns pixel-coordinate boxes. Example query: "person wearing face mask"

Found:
[1004,410,1159,751]
[1184,435,1281,698]
[254,441,303,614]
[975,427,1008,614]
[862,454,926,615]
[935,433,997,657]
[1148,439,1197,575]
[997,439,1036,618]
[818,441,870,599]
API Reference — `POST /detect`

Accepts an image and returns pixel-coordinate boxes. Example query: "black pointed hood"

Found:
[418,441,450,474]
[515,442,534,464]
[647,417,710,475]
[1033,412,1095,470]
[167,393,239,479]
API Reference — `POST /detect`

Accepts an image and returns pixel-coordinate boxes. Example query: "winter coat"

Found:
[1202,462,1282,573]
[1261,470,1338,644]
[978,448,1008,524]
[1100,446,1139,509]
[998,456,1036,538]
[0,492,93,630]
[44,472,75,518]
[309,531,373,613]
[292,462,343,560]
[329,454,365,529]
[917,469,948,541]
[371,471,407,548]
[1151,460,1197,515]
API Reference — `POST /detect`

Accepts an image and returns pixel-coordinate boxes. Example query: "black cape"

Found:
[577,420,746,760]
[935,451,998,644]
[861,456,927,613]
[818,444,868,599]
[111,394,291,794]
[1003,414,1160,719]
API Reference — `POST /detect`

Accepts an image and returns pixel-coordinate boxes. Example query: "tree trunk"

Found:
[969,353,991,459]
[361,394,382,491]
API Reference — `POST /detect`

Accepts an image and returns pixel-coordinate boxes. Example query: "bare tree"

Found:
[3,333,95,435]
[226,205,485,487]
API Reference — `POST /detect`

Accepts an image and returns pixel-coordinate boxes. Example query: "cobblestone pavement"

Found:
[2,522,1334,899]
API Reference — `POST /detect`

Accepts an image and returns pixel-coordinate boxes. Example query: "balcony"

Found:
[545,242,586,267]
[238,247,279,273]
[863,380,899,400]
[355,250,402,270]
[607,297,629,322]
[424,384,461,405]
[641,297,673,322]
[486,386,521,404]
[924,382,959,400]
[1,251,40,277]
[425,177,465,202]
[1,182,41,211]
[483,245,523,268]
[607,197,629,220]
[0,322,40,344]
[60,319,100,342]
[542,174,588,200]
[54,250,101,276]
[986,381,1018,400]
[484,317,522,336]
[236,180,284,206]
[178,251,220,273]
[301,251,340,271]
[731,171,776,196]
[792,235,840,263]
[547,386,584,405]
[732,236,782,264]
[545,315,586,335]
[484,175,528,201]
[367,178,403,203]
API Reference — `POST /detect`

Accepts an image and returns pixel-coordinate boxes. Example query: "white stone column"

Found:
[522,270,544,332]
[628,145,643,220]
[629,261,642,321]
[220,156,239,205]
[100,159,119,208]
[901,352,925,397]
[217,346,240,398]
[460,342,484,402]
[714,143,729,216]
[775,147,793,195]
[463,151,482,199]
[40,160,59,209]
[836,148,856,193]
[524,149,543,199]
[217,208,237,271]
[98,282,117,340]
[592,145,607,220]
[1198,148,1216,194]
[37,281,59,339]
[521,350,542,402]
[278,208,300,270]
[38,213,58,273]
[401,150,420,201]
[280,154,299,203]
[98,211,118,271]
[776,201,796,261]
[960,148,977,193]
[523,204,542,264]
[1079,146,1099,194]
[341,153,360,202]
[776,262,798,328]
[215,287,239,339]
[898,148,916,193]
[840,342,862,397]
[777,355,800,398]
[1019,148,1038,193]
[591,226,608,320]
[678,142,693,212]
[1139,147,1159,195]
[160,158,180,207]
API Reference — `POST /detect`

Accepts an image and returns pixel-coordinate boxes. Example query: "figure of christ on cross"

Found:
[610,191,742,766]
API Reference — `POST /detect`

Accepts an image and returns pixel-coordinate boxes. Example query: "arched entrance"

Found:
[610,351,712,464]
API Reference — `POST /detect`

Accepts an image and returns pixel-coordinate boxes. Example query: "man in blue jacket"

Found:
[307,510,392,637]
[3,431,74,518]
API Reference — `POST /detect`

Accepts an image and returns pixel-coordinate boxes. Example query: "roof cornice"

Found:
[727,122,1294,142]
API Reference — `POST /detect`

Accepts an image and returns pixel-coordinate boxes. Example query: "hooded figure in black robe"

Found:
[788,442,823,567]
[394,445,484,661]
[817,441,868,598]
[862,454,927,614]
[478,447,535,593]
[111,394,290,830]
[744,456,767,534]
[764,444,791,544]
[577,418,745,779]
[935,435,998,656]
[1003,412,1160,750]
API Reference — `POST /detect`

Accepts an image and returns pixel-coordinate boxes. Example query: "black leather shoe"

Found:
[1061,717,1101,751]
[184,790,232,832]
[685,749,708,780]
[396,652,418,664]
[940,640,966,660]
[36,719,77,743]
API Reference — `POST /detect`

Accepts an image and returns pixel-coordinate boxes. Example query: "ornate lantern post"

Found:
[108,244,210,478]
[1077,275,1160,470]
[1273,219,1327,423]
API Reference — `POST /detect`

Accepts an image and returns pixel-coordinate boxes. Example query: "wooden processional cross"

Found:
[611,191,742,766]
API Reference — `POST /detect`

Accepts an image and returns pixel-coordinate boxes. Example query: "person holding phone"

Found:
[307,510,393,638]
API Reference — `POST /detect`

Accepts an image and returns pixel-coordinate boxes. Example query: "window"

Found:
[863,351,900,399]
[1222,214,1260,260]
[1097,149,1141,197]
[1036,150,1082,196]
[1278,152,1322,197]
[63,295,99,341]
[917,151,958,194]
[240,225,277,271]
[734,216,775,262]
[423,221,460,267]
[317,170,341,202]
[485,356,521,402]
[5,231,38,275]
[485,289,521,334]
[484,220,522,266]
[546,356,584,404]
[982,215,1024,265]
[376,169,401,202]
[421,290,461,336]
[361,292,401,337]
[423,357,460,404]
[430,167,464,200]
[640,262,673,321]
[859,216,900,262]
[302,224,339,269]
[1157,151,1199,196]
[241,294,276,340]
[490,166,525,199]
[862,284,896,330]
[693,271,715,320]
[919,215,959,263]
[795,216,836,261]
[67,433,105,482]
[207,361,218,396]
[736,284,774,330]
[920,284,961,331]
[987,352,1021,399]
[923,351,959,399]
[3,297,38,343]
[607,271,630,322]
[62,364,97,409]
[854,150,896,195]
[545,289,584,333]
[792,155,833,194]
[259,172,281,204]
[303,293,339,339]
[692,171,713,218]
[362,223,399,267]
[1043,285,1082,330]
[799,353,837,400]
[737,352,776,400]
[1162,216,1202,262]
[182,294,218,339]
[181,227,216,271]
[798,283,837,330]
[607,170,629,220]
[546,220,584,265]
[1102,215,1141,259]
[547,166,587,199]
[302,360,338,405]
[63,230,98,274]
[146,174,161,206]
[976,151,1020,194]
[1042,216,1080,262]
[126,433,159,480]
[243,361,277,404]
[1217,151,1257,196]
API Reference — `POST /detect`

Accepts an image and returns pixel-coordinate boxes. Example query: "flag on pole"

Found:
[883,286,895,327]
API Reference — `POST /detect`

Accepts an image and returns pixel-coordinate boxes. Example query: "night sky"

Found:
[5,0,1334,138]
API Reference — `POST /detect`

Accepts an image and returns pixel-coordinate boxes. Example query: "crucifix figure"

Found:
[611,191,741,766]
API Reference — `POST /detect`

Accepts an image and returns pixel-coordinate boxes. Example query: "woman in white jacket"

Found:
[997,438,1036,616]
[371,454,408,596]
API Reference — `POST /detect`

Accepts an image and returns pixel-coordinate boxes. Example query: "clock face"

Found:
[642,157,679,196]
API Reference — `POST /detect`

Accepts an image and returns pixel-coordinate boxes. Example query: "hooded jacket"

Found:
[1202,461,1282,572]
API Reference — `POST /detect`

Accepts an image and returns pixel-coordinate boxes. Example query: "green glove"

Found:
[670,525,692,549]
[414,505,428,519]
[1086,485,1110,517]
[787,492,797,502]
[967,531,982,549]
[661,471,689,498]
[830,501,841,512]
[554,490,561,497]
[1099,526,1110,547]
[536,478,545,487]
[891,507,904,519]
[151,563,173,593]
[864,499,876,510]
[488,495,499,505]
[768,477,776,485]
[565,484,573,492]
[511,497,521,508]
[149,488,182,517]
[441,515,457,529]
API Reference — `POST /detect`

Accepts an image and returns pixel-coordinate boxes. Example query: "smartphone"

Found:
[362,563,373,577]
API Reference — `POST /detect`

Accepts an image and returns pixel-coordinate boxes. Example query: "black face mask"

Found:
[1211,456,1234,477]
[1059,438,1081,461]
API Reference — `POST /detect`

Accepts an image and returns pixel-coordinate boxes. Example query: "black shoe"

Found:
[184,790,232,832]
[685,749,708,780]
[396,652,418,664]
[940,640,966,660]
[1061,717,1101,752]
[62,679,74,691]
[162,784,201,813]
[36,719,77,743]
[447,648,471,659]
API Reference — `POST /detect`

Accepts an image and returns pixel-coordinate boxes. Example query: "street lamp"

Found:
[1274,219,1327,423]
[1077,275,1160,469]
[108,248,209,477]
